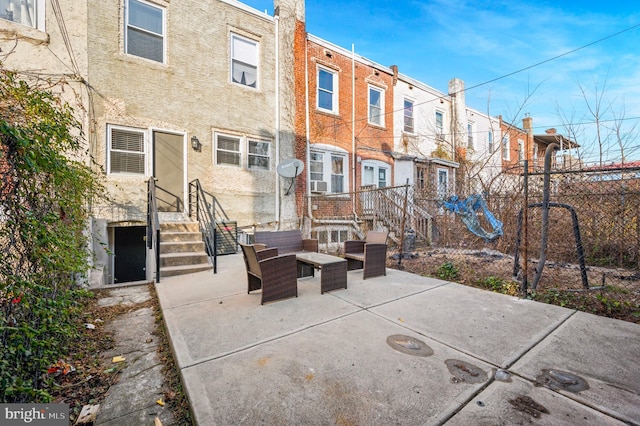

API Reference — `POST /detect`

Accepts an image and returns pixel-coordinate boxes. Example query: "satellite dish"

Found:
[277,159,304,195]
[276,158,304,178]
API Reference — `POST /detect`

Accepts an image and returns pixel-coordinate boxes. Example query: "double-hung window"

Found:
[435,110,444,135]
[125,0,165,63]
[310,146,348,193]
[108,125,147,175]
[487,131,494,152]
[231,34,258,88]
[368,86,384,126]
[216,135,241,167]
[502,134,510,160]
[248,140,270,170]
[317,67,337,113]
[215,133,271,170]
[403,99,414,133]
[467,123,474,149]
[331,154,345,193]
[1,0,44,30]
[518,139,524,162]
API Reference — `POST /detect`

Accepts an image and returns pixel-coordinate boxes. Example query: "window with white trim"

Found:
[437,168,449,199]
[331,154,345,192]
[368,86,384,126]
[125,0,165,63]
[248,140,270,170]
[502,134,510,160]
[435,110,444,134]
[467,122,474,149]
[216,134,241,167]
[107,125,147,175]
[487,131,494,152]
[231,34,258,88]
[362,160,390,188]
[518,139,524,162]
[403,99,414,133]
[317,67,337,113]
[310,146,348,194]
[0,0,44,30]
[215,133,271,170]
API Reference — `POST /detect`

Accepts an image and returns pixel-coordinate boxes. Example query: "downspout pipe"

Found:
[352,43,357,217]
[275,14,281,228]
[305,36,312,219]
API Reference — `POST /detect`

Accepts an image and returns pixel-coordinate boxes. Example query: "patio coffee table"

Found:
[295,252,347,294]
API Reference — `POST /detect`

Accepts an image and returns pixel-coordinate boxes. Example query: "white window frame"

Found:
[107,124,148,176]
[214,133,271,170]
[436,168,449,200]
[247,139,270,170]
[125,0,166,64]
[361,159,390,188]
[487,131,494,152]
[467,122,474,150]
[518,139,524,162]
[309,144,349,194]
[368,85,384,127]
[215,134,242,168]
[403,98,414,133]
[435,110,444,135]
[231,33,259,89]
[0,0,45,31]
[317,66,338,113]
[502,134,510,161]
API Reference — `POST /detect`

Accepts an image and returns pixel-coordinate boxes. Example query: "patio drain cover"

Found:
[386,335,433,357]
[445,359,488,384]
[535,369,589,393]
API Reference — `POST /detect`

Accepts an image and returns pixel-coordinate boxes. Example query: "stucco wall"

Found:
[87,0,283,228]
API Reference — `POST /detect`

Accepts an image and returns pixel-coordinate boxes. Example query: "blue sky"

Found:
[241,0,640,164]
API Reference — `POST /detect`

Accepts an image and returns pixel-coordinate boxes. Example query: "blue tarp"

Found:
[442,194,503,242]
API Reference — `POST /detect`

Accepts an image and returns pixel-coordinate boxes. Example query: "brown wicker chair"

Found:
[240,244,298,304]
[343,231,388,279]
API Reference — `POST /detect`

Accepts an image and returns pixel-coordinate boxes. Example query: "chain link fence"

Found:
[306,167,639,296]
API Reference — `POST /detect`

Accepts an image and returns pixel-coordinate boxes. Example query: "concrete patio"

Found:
[155,253,640,425]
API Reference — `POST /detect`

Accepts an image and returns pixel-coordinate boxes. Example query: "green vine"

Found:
[0,65,105,402]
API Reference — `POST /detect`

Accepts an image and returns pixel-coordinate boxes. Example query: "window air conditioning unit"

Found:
[310,181,328,193]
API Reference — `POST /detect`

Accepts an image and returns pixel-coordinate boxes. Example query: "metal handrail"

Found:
[147,178,162,282]
[188,179,222,273]
[154,184,183,212]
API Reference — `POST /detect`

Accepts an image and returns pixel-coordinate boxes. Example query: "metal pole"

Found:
[522,160,528,295]
[398,179,409,267]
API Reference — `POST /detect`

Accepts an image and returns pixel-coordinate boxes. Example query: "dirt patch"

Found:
[50,285,192,425]
[387,248,640,324]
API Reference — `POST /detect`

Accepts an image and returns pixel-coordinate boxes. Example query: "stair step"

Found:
[160,263,213,277]
[161,231,203,242]
[160,221,200,233]
[160,241,205,254]
[161,251,210,267]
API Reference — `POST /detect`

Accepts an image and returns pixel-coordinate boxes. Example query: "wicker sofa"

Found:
[253,230,318,254]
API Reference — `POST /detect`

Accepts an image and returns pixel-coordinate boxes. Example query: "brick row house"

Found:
[1,0,575,285]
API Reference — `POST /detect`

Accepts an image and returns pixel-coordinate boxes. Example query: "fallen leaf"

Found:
[112,356,125,363]
[156,399,165,407]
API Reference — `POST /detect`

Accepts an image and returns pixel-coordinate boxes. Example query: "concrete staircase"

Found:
[159,215,213,278]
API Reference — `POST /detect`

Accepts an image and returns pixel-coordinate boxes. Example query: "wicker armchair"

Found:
[343,231,388,279]
[240,244,298,305]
